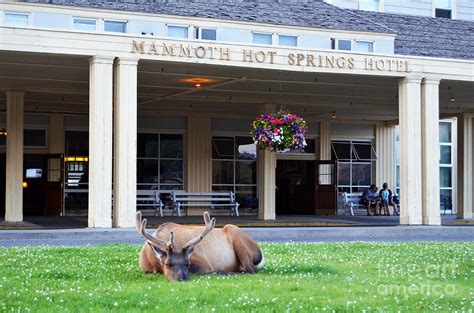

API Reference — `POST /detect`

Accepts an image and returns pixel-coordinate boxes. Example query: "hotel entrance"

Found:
[276,160,338,215]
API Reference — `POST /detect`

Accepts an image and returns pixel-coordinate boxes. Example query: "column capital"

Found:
[89,55,115,65]
[422,77,441,85]
[399,75,423,85]
[115,57,139,66]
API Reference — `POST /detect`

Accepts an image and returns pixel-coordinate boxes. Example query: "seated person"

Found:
[391,190,400,216]
[360,184,380,216]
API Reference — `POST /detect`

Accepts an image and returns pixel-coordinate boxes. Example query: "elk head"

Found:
[135,211,216,281]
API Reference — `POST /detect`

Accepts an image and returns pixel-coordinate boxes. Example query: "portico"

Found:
[0,3,473,228]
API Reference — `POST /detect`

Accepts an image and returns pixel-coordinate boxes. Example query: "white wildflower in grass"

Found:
[0,242,472,312]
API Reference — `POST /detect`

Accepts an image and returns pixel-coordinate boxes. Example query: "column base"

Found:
[4,215,23,223]
[400,216,423,225]
[88,218,112,228]
[258,211,276,220]
[113,218,136,228]
[422,216,441,225]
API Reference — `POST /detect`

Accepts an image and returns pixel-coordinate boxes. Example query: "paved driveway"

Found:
[0,225,472,246]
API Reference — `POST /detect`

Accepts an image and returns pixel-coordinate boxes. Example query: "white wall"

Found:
[457,0,474,20]
[385,0,432,17]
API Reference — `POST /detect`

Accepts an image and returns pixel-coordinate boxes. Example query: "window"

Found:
[73,18,96,31]
[359,0,380,12]
[395,121,455,213]
[167,25,188,38]
[331,140,377,193]
[137,133,184,191]
[278,35,297,47]
[64,130,89,215]
[331,39,352,51]
[253,32,272,45]
[355,40,374,53]
[439,121,454,213]
[4,12,29,27]
[212,136,257,211]
[434,0,452,18]
[104,20,126,33]
[195,28,216,40]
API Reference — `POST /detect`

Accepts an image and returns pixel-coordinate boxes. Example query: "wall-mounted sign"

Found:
[131,40,410,73]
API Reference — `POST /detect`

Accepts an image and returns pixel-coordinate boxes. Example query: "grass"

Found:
[0,242,472,312]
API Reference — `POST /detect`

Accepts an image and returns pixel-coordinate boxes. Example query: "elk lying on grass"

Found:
[136,211,264,281]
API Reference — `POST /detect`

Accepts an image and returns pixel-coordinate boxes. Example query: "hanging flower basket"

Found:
[251,111,307,152]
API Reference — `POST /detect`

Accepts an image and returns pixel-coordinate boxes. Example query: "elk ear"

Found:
[148,242,167,261]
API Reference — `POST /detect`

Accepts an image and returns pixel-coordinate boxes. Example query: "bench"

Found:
[136,190,163,217]
[171,191,240,217]
[338,193,366,216]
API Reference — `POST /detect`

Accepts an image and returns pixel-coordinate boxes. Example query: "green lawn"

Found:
[0,242,472,312]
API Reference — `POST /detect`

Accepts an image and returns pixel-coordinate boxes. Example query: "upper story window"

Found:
[278,35,298,47]
[355,40,374,53]
[104,20,127,33]
[195,28,217,40]
[331,38,352,51]
[167,25,188,38]
[359,0,380,12]
[4,12,29,27]
[73,18,96,31]
[434,0,452,18]
[253,32,272,45]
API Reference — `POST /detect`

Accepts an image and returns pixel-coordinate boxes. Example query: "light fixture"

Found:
[64,157,89,162]
[0,128,6,136]
[22,182,28,188]
[195,83,202,88]
[331,112,337,119]
[450,95,456,102]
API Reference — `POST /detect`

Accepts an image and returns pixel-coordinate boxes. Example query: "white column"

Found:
[186,116,212,193]
[258,149,276,220]
[398,76,423,225]
[375,123,396,190]
[5,90,24,222]
[457,115,473,219]
[421,78,441,225]
[88,56,114,228]
[113,58,138,227]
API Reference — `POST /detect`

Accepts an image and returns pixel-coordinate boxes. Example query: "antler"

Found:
[182,211,216,250]
[135,211,170,251]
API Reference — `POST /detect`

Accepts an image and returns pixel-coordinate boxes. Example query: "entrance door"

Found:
[43,154,64,216]
[314,160,338,215]
[276,160,315,215]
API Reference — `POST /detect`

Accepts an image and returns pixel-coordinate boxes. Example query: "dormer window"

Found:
[331,38,352,51]
[167,25,188,38]
[253,32,272,45]
[195,28,217,40]
[434,0,452,18]
[359,0,380,12]
[104,20,127,33]
[4,12,29,27]
[278,35,298,47]
[355,40,374,53]
[74,18,96,31]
